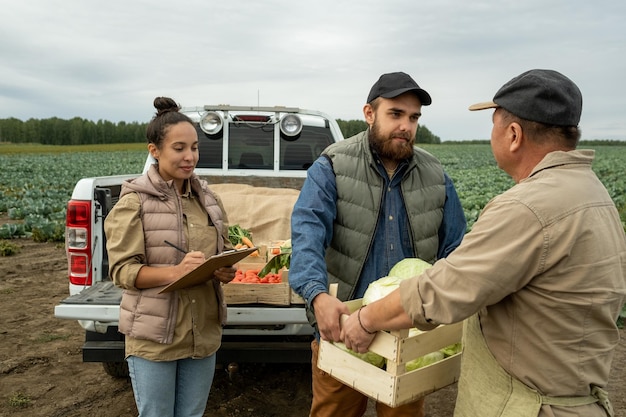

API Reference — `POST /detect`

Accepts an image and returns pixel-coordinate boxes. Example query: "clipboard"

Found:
[159,247,258,293]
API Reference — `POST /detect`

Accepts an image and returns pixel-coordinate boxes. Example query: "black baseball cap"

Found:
[367,72,432,105]
[469,69,582,126]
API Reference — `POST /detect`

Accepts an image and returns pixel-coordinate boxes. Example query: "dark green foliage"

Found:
[0,239,21,256]
[0,150,146,242]
[30,220,65,242]
[0,117,147,145]
[417,125,441,144]
[228,224,253,246]
[0,224,28,239]
[336,119,367,138]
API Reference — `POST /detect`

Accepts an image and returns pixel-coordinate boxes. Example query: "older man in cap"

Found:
[341,69,626,417]
[289,72,467,417]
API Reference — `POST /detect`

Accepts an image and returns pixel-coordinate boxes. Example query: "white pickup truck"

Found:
[54,105,344,377]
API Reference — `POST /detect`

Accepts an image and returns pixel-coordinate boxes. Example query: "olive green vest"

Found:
[322,130,445,301]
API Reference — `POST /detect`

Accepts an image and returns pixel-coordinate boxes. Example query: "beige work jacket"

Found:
[399,150,626,416]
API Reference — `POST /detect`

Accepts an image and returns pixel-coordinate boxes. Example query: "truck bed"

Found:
[55,281,314,364]
[56,281,311,327]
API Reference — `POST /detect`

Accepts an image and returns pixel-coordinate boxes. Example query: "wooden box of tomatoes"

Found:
[283,269,305,304]
[222,262,304,306]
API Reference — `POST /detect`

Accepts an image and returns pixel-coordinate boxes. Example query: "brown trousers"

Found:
[310,340,425,417]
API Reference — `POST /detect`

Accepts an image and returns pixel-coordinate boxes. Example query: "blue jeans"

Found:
[127,355,216,417]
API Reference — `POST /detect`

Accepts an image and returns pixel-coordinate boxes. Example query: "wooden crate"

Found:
[282,269,306,304]
[317,299,463,408]
[223,264,305,306]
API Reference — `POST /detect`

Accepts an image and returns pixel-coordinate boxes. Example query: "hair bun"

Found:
[153,97,180,116]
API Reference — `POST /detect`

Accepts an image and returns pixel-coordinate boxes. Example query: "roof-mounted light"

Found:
[199,111,224,135]
[279,114,302,137]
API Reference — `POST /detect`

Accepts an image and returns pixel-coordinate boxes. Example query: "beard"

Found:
[368,121,415,161]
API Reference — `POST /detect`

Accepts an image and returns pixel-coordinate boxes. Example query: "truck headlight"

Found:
[200,111,224,135]
[279,114,302,137]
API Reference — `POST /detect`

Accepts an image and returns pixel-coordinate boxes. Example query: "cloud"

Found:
[0,0,624,140]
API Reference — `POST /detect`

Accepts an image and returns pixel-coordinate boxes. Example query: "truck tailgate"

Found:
[55,281,310,326]
[54,281,121,321]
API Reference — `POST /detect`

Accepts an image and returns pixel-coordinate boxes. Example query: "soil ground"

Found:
[0,238,624,417]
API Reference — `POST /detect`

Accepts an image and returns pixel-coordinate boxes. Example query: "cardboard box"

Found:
[317,299,463,408]
[223,263,305,306]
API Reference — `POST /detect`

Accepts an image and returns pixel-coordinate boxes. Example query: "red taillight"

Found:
[67,201,90,226]
[66,200,92,286]
[69,253,88,275]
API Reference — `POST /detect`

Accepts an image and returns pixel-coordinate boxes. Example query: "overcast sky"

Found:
[1,1,624,141]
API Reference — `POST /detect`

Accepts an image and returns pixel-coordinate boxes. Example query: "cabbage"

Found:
[388,258,432,279]
[362,276,404,305]
[358,258,439,369]
[404,329,462,371]
[408,327,424,337]
[440,342,463,357]
[405,351,445,371]
[280,239,292,253]
[362,258,432,306]
[333,341,385,368]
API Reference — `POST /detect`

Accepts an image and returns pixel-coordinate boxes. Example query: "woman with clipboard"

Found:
[104,97,236,417]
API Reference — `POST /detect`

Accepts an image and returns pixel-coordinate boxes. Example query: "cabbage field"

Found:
[0,143,147,241]
[0,143,625,242]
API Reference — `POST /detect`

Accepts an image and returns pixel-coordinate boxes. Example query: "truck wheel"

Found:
[102,361,129,378]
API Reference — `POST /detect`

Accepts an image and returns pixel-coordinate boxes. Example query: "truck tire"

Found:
[102,361,129,378]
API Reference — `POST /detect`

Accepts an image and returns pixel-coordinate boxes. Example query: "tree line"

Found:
[0,117,145,145]
[0,116,442,145]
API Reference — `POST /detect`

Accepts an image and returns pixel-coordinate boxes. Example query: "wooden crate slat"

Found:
[318,298,464,408]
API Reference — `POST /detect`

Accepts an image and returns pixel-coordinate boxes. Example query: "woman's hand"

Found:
[214,266,237,283]
[176,251,206,277]
[135,250,205,289]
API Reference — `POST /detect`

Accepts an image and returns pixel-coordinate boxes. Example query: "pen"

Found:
[164,240,188,255]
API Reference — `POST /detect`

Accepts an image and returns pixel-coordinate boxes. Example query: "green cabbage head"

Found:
[440,342,463,357]
[333,341,386,368]
[362,258,432,305]
[404,329,462,371]
[362,276,404,305]
[388,257,432,279]
[405,351,445,371]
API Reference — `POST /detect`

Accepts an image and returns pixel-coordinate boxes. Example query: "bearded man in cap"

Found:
[289,72,467,417]
[340,69,626,417]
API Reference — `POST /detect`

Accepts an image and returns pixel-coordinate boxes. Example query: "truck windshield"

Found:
[228,123,273,170]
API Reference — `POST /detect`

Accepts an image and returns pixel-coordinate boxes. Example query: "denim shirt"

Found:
[289,155,466,308]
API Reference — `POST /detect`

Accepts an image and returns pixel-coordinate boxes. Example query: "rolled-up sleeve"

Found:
[399,195,545,329]
[104,193,146,290]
